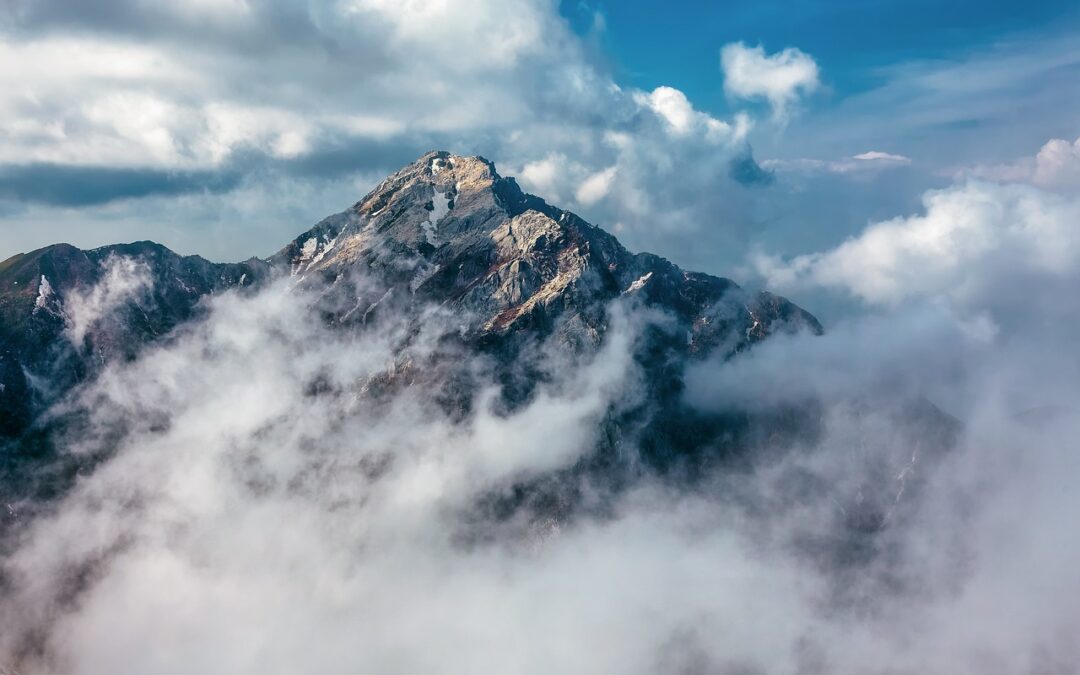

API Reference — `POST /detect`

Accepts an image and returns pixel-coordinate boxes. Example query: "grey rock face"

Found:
[273,151,820,349]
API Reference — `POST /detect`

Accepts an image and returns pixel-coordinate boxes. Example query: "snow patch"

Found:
[292,235,336,276]
[309,236,337,267]
[422,187,452,245]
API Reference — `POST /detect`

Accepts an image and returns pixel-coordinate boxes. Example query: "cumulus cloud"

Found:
[636,86,751,143]
[721,41,820,121]
[575,165,617,205]
[677,294,1080,674]
[680,151,1080,669]
[753,180,1080,322]
[1033,136,1080,187]
[969,136,1080,190]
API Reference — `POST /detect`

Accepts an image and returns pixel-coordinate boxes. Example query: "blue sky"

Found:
[564,0,1080,105]
[1,0,1078,317]
[561,0,1080,161]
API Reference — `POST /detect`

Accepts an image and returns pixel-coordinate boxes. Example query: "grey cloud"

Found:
[0,163,241,206]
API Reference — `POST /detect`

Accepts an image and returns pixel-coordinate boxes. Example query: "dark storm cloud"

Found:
[0,0,354,56]
[0,163,241,206]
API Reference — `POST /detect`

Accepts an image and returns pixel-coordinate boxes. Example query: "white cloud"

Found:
[518,153,567,203]
[340,0,553,71]
[960,137,1080,190]
[721,42,820,120]
[637,86,750,143]
[575,165,617,205]
[642,86,695,135]
[853,150,911,164]
[0,1,574,170]
[1032,136,1080,189]
[752,179,1080,328]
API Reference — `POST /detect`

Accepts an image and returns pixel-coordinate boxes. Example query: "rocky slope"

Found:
[0,151,822,521]
[272,151,819,348]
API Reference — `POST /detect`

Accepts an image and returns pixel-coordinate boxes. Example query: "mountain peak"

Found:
[272,151,820,343]
[358,150,501,208]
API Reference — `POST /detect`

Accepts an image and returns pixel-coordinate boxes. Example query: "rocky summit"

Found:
[0,151,822,520]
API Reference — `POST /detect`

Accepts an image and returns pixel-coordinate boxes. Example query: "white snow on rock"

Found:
[293,235,337,276]
[309,236,337,267]
[422,187,452,245]
[624,272,653,293]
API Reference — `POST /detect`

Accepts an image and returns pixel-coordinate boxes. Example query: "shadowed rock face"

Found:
[0,151,823,519]
[0,242,270,438]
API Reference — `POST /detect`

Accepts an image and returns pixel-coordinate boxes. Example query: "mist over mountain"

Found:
[0,152,821,512]
[2,142,1077,674]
